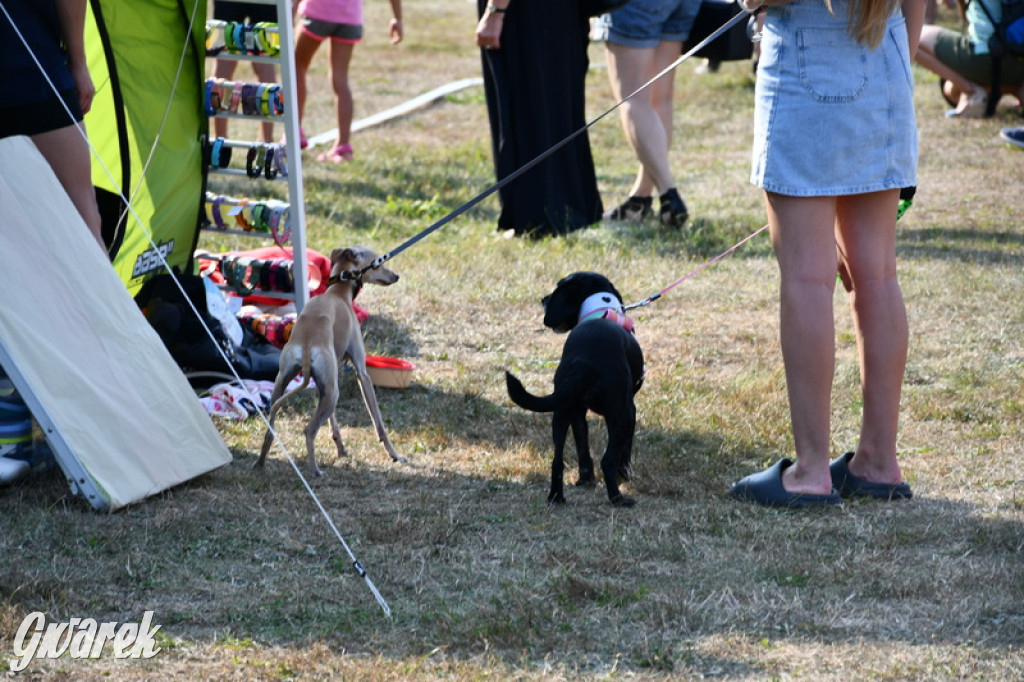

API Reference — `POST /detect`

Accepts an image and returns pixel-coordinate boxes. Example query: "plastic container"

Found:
[365,356,415,388]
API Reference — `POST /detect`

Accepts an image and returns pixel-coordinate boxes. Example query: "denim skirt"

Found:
[751,0,918,196]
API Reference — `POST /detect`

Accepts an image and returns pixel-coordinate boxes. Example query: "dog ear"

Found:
[542,276,583,333]
[329,247,359,277]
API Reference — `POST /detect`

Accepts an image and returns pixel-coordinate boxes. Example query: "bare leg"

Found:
[212,59,237,139]
[916,26,983,110]
[605,41,678,196]
[31,122,104,254]
[835,190,908,485]
[765,192,838,496]
[293,30,323,130]
[328,40,355,152]
[252,61,277,142]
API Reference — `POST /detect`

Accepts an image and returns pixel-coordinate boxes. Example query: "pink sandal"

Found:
[316,143,354,163]
[279,127,308,150]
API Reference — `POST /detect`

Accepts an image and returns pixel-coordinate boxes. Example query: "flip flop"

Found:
[829,451,913,500]
[316,143,354,163]
[729,458,841,508]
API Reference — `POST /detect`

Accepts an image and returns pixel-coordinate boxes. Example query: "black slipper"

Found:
[729,458,841,508]
[829,451,913,500]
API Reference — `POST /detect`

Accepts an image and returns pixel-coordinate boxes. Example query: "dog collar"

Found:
[578,292,634,332]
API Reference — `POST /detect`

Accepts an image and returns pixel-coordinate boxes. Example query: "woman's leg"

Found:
[765,192,839,496]
[605,42,675,196]
[628,40,683,197]
[834,190,908,485]
[31,122,104,253]
[915,25,983,108]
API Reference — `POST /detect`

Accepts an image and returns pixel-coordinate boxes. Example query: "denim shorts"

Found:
[750,0,918,196]
[594,0,703,48]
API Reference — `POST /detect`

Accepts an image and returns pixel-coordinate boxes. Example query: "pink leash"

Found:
[624,223,770,311]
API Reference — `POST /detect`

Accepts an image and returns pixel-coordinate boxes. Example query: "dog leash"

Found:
[343,9,754,281]
[623,223,770,311]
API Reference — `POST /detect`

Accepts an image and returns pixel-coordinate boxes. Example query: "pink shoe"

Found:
[316,143,354,163]
[280,127,309,150]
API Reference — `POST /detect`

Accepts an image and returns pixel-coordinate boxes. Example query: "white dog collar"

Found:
[578,292,633,331]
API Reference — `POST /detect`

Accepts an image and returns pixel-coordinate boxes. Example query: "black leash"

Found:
[345,8,753,280]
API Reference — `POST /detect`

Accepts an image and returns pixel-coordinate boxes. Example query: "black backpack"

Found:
[135,273,281,387]
[972,0,1024,115]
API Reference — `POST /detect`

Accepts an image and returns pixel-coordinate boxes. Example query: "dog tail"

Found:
[505,370,586,413]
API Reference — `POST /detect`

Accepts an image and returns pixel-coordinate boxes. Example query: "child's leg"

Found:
[293,29,324,126]
[328,40,356,150]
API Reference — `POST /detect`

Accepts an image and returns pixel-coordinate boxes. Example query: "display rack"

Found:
[202,0,310,312]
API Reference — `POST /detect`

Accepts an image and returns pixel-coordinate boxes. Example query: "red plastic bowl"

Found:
[364,355,415,388]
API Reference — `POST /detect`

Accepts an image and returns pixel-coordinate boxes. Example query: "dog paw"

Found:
[610,493,636,508]
[576,474,597,488]
[547,492,567,505]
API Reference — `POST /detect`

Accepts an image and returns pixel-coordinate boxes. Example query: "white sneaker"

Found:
[945,89,987,118]
[0,456,29,485]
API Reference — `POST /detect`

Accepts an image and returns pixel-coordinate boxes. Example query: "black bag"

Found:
[581,0,630,18]
[687,0,754,62]
[135,273,281,386]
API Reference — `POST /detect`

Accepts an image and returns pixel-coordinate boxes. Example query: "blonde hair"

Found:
[826,0,901,49]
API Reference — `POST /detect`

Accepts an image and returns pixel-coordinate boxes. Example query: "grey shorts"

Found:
[300,17,363,42]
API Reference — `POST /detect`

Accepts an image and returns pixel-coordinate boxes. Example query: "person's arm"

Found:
[902,0,926,58]
[389,0,403,44]
[475,2,509,50]
[54,0,95,114]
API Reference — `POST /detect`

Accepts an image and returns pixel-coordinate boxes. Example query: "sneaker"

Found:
[603,196,653,221]
[0,439,56,478]
[999,126,1024,150]
[659,188,689,228]
[945,89,987,118]
[0,456,29,485]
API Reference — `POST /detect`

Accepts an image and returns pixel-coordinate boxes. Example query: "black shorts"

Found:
[212,1,276,23]
[0,89,83,138]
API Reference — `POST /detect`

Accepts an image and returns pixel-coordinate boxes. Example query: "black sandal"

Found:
[603,196,653,221]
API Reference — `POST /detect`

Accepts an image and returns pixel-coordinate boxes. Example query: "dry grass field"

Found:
[2,0,1023,679]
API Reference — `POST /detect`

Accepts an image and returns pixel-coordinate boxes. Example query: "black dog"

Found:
[505,272,645,507]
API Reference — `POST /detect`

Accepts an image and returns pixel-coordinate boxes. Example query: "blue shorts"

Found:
[594,0,703,48]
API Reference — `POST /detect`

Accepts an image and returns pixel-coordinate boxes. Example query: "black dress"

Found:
[478,0,603,237]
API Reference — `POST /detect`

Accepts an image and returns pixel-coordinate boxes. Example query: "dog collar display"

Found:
[578,292,634,332]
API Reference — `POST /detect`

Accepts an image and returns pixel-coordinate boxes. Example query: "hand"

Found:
[475,11,503,50]
[70,62,95,115]
[389,18,403,45]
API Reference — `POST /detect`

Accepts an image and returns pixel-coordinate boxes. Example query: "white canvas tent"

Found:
[0,136,231,512]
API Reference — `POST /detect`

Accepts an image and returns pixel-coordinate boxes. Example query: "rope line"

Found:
[624,224,770,310]
[3,0,392,618]
[356,9,753,276]
[6,3,756,620]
